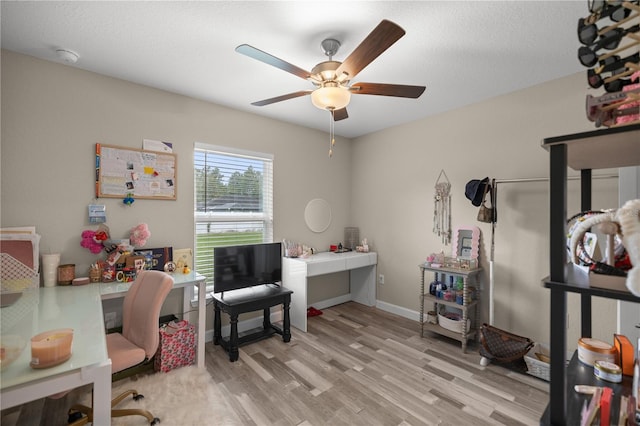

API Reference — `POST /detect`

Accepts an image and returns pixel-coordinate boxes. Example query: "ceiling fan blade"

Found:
[333,108,348,121]
[251,90,312,106]
[350,82,426,98]
[236,44,311,80]
[335,20,406,80]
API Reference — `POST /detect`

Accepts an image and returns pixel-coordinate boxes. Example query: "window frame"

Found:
[193,142,274,294]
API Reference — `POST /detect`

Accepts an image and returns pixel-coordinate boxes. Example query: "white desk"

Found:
[98,271,206,368]
[282,251,377,332]
[1,286,112,425]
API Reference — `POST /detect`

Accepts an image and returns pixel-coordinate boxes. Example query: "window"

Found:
[194,143,273,292]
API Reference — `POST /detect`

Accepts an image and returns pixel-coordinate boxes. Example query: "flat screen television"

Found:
[213,242,282,293]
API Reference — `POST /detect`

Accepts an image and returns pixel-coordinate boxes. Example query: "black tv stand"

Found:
[213,284,293,362]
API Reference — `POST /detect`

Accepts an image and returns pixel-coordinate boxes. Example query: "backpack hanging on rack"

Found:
[476,181,494,223]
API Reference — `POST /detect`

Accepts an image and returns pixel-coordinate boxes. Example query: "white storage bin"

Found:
[525,343,550,381]
[437,312,470,333]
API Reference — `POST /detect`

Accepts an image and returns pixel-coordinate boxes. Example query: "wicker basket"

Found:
[524,343,550,381]
[438,312,470,333]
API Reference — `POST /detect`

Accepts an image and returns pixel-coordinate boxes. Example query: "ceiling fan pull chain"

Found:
[328,109,334,157]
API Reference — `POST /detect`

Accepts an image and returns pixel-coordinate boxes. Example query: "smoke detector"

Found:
[56,49,79,64]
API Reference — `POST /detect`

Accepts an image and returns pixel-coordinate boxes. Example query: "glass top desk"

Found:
[98,271,207,368]
[1,285,112,425]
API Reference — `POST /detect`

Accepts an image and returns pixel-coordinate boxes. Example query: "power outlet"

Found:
[378,274,384,285]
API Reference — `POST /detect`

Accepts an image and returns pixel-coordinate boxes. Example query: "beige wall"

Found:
[1,49,620,348]
[1,50,352,324]
[350,73,618,347]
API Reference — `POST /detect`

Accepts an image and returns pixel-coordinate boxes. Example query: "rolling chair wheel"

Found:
[133,393,145,401]
[151,417,161,425]
[67,409,84,423]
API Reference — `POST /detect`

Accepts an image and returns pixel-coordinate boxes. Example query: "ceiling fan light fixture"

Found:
[311,61,342,82]
[321,38,340,59]
[336,72,350,83]
[319,70,335,81]
[310,86,351,111]
[236,20,425,156]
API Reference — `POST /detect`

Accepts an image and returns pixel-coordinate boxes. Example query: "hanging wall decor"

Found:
[432,169,452,245]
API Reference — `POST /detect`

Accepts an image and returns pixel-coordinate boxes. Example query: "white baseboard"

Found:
[376,300,420,322]
[312,294,353,310]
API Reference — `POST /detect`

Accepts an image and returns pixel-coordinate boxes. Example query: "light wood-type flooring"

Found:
[2,302,549,425]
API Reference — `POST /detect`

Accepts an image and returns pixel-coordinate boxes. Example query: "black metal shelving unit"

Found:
[540,123,640,425]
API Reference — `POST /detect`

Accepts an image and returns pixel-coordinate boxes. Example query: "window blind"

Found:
[194,143,273,289]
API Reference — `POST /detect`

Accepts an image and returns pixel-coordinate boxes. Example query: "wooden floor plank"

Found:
[1,302,548,425]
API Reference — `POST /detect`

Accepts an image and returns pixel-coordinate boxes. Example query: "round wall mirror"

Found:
[304,198,332,233]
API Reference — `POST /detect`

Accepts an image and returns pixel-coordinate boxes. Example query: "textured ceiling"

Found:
[1,1,587,138]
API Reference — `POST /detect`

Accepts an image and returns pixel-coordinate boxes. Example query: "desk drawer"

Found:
[306,259,346,277]
[345,253,377,270]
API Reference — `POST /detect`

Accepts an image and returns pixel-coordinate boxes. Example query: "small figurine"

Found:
[123,193,135,205]
[164,261,177,273]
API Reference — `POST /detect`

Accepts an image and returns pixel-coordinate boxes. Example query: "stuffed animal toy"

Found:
[617,199,640,296]
[130,223,150,248]
[569,211,618,266]
[94,230,108,243]
[80,230,104,254]
[93,223,110,244]
[569,200,640,297]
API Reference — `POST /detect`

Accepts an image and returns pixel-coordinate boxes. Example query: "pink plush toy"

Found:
[130,223,150,248]
[81,230,104,254]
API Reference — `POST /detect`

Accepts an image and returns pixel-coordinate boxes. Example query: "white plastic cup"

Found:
[42,253,61,287]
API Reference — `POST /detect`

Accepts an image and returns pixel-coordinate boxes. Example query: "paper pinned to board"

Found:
[143,139,173,153]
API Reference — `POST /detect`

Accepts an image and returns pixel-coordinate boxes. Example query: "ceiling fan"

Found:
[236,19,426,122]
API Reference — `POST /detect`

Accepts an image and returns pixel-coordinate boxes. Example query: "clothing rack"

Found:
[486,173,618,325]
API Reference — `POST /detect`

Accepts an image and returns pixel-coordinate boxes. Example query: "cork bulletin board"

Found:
[95,143,177,200]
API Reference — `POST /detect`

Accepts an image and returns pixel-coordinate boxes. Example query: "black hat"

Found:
[465,177,490,207]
